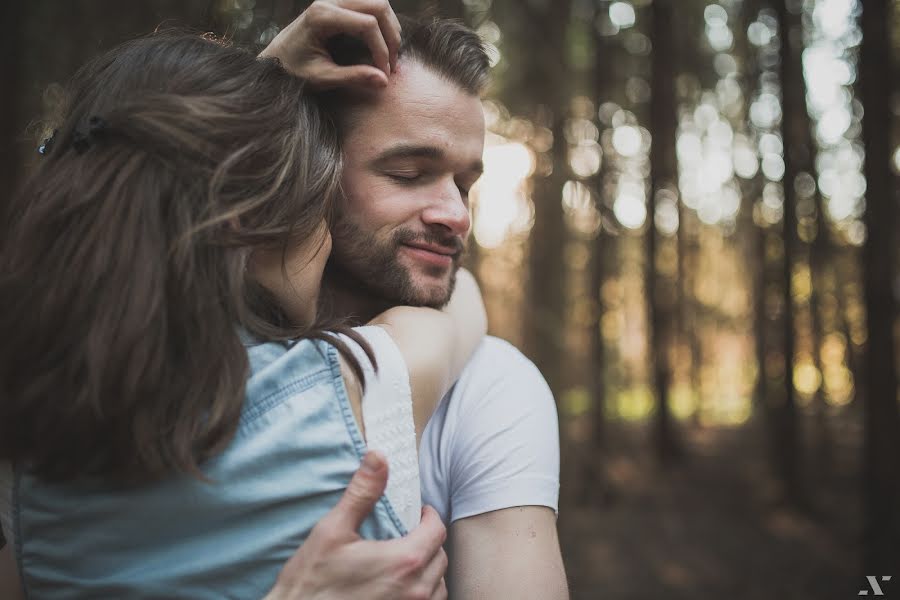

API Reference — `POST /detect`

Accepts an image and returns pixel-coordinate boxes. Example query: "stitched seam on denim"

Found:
[239,368,331,430]
[12,465,30,600]
[326,341,408,536]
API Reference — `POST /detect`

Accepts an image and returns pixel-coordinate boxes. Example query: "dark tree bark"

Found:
[587,25,621,453]
[774,0,805,508]
[858,0,900,573]
[832,257,865,409]
[781,0,833,472]
[750,200,769,415]
[516,0,572,400]
[526,114,569,399]
[647,0,682,463]
[588,224,609,449]
[737,0,770,429]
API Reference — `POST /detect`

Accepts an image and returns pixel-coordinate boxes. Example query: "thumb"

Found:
[327,450,389,534]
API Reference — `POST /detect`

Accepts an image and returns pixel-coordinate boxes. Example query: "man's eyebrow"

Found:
[372,144,443,163]
[371,144,484,174]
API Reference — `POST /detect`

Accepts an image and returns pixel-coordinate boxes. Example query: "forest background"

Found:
[3,0,898,598]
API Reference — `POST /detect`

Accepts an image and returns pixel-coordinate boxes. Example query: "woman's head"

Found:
[0,30,343,482]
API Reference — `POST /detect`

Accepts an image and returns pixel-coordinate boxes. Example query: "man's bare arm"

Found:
[447,507,568,600]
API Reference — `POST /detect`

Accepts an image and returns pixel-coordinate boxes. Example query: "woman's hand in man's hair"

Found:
[263,450,449,600]
[260,0,401,90]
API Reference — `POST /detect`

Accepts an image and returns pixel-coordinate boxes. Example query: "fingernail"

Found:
[361,451,381,474]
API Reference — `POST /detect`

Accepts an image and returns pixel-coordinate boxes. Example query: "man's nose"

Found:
[421,180,471,236]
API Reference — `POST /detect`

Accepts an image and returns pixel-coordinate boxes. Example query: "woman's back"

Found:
[1,27,486,599]
[12,337,407,599]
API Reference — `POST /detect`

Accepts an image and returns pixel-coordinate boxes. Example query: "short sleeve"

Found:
[334,326,421,532]
[441,340,560,522]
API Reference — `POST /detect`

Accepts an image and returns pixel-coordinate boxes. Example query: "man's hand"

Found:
[264,451,448,600]
[259,0,401,90]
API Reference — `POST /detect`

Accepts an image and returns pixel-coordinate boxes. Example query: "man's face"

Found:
[330,60,485,308]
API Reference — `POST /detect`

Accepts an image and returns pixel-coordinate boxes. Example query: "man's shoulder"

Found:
[451,336,552,400]
[465,335,542,373]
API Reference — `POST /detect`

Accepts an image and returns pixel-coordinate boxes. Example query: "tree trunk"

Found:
[782,0,833,474]
[858,0,900,573]
[648,0,682,463]
[774,0,804,508]
[808,193,833,472]
[521,0,571,401]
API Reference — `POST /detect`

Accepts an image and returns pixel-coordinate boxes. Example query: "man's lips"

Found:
[400,242,459,268]
[403,241,458,256]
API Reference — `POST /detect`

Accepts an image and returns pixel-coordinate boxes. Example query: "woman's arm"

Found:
[368,269,487,440]
[259,0,401,90]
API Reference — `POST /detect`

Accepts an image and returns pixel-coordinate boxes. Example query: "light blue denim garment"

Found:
[13,337,406,599]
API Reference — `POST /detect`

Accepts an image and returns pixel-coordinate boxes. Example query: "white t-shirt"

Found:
[347,330,560,526]
[418,336,560,525]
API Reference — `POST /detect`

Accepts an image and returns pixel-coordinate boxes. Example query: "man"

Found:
[264,2,568,598]
[2,5,566,599]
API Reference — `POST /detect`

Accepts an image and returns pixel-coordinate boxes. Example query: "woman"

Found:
[0,28,484,599]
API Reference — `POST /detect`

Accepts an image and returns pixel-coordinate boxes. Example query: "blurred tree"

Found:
[777,0,833,473]
[735,0,771,430]
[572,3,623,507]
[496,0,573,400]
[588,12,619,454]
[858,0,900,573]
[774,0,805,508]
[735,0,769,426]
[648,0,683,463]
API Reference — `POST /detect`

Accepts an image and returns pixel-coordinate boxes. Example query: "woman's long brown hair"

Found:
[0,31,371,484]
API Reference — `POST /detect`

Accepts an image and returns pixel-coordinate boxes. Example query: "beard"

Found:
[327,216,465,309]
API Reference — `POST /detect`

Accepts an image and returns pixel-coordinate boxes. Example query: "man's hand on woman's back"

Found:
[264,451,448,600]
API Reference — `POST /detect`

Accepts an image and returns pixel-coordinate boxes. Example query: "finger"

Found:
[401,506,447,557]
[308,62,389,90]
[420,550,448,597]
[323,450,389,533]
[308,4,391,78]
[431,577,449,600]
[333,0,402,71]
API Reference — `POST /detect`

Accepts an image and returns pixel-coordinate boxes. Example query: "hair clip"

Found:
[71,116,109,155]
[71,130,90,155]
[38,129,58,156]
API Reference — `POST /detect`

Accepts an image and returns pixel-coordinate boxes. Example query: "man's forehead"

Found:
[343,60,485,158]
